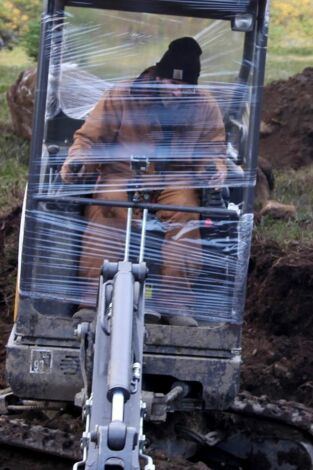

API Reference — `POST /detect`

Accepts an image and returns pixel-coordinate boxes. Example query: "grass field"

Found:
[266,46,313,83]
[266,51,313,83]
[0,48,32,214]
[255,167,313,244]
[260,31,313,243]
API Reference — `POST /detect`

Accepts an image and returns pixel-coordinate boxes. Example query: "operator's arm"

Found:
[61,88,122,182]
[196,91,227,186]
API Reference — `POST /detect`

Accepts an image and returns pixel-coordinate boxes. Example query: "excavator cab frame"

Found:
[6,0,270,432]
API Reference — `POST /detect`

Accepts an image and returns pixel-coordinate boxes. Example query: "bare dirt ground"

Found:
[0,68,313,468]
[0,445,72,470]
[260,67,313,169]
[0,205,21,389]
[246,66,313,409]
[242,240,313,408]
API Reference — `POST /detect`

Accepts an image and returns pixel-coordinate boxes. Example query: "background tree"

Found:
[0,0,41,49]
[271,0,313,49]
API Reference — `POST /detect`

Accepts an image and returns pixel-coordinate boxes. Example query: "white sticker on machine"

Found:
[30,349,53,374]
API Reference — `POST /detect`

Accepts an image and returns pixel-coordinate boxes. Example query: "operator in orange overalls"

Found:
[61,37,226,325]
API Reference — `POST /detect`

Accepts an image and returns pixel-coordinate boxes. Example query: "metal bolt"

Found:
[133,362,141,380]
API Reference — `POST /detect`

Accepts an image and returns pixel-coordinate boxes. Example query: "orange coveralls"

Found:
[62,67,226,311]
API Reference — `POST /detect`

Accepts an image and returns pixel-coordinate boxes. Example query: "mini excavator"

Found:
[2,1,313,469]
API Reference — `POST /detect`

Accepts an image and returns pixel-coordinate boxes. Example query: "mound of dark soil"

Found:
[0,206,21,389]
[0,206,21,318]
[242,239,313,407]
[260,67,313,169]
[246,240,313,336]
[241,325,313,407]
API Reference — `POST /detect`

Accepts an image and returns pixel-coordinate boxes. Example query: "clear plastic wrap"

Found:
[19,4,262,324]
[21,207,252,322]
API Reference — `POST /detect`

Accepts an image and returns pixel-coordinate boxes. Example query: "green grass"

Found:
[255,167,313,244]
[255,21,313,246]
[269,46,313,57]
[265,24,313,83]
[265,50,313,83]
[0,48,32,214]
[0,48,32,90]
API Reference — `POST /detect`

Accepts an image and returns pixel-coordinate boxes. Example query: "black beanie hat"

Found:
[156,37,202,85]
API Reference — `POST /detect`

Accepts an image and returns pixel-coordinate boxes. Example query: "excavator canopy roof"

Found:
[63,0,259,19]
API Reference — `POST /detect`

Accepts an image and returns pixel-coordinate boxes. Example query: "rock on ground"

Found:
[260,67,313,169]
[7,67,36,140]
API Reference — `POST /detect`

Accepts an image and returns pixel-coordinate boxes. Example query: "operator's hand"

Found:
[209,168,226,186]
[209,159,227,186]
[60,159,87,183]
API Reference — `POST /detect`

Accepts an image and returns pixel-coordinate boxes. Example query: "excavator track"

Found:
[0,414,81,460]
[230,392,313,439]
[0,392,312,468]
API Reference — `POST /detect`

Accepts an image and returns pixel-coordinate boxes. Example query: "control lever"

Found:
[202,188,226,208]
[68,160,84,176]
[47,144,60,156]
